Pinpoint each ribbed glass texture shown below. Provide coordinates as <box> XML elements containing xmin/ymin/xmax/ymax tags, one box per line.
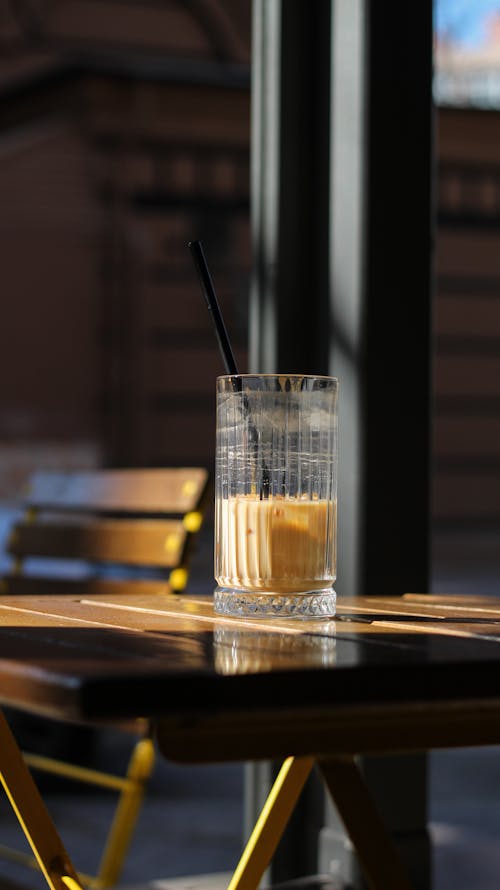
<box><xmin>214</xmin><ymin>374</ymin><xmax>338</xmax><ymax>617</ymax></box>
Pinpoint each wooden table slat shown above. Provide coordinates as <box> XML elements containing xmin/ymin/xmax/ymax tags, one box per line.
<box><xmin>2</xmin><ymin>592</ymin><xmax>500</xmax><ymax>724</ymax></box>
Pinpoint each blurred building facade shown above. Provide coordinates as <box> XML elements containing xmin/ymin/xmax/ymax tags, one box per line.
<box><xmin>0</xmin><ymin>0</ymin><xmax>499</xmax><ymax>528</ymax></box>
<box><xmin>435</xmin><ymin>108</ymin><xmax>500</xmax><ymax>526</ymax></box>
<box><xmin>0</xmin><ymin>0</ymin><xmax>251</xmax><ymax>492</ymax></box>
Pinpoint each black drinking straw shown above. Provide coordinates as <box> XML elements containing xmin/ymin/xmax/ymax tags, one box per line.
<box><xmin>187</xmin><ymin>239</ymin><xmax>270</xmax><ymax>498</ymax></box>
<box><xmin>187</xmin><ymin>240</ymin><xmax>239</xmax><ymax>375</ymax></box>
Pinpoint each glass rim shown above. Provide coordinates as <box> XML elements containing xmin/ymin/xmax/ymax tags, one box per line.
<box><xmin>216</xmin><ymin>373</ymin><xmax>338</xmax><ymax>383</ymax></box>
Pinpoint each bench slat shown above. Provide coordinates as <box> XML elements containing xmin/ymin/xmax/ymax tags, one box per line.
<box><xmin>8</xmin><ymin>519</ymin><xmax>186</xmax><ymax>567</ymax></box>
<box><xmin>25</xmin><ymin>468</ymin><xmax>208</xmax><ymax>514</ymax></box>
<box><xmin>1</xmin><ymin>576</ymin><xmax>171</xmax><ymax>597</ymax></box>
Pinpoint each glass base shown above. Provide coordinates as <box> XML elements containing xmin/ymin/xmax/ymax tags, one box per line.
<box><xmin>214</xmin><ymin>587</ymin><xmax>336</xmax><ymax>619</ymax></box>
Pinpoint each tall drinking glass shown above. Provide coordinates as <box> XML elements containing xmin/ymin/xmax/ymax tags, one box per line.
<box><xmin>214</xmin><ymin>374</ymin><xmax>338</xmax><ymax>618</ymax></box>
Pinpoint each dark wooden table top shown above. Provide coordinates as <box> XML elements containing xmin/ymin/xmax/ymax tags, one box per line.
<box><xmin>2</xmin><ymin>591</ymin><xmax>500</xmax><ymax>728</ymax></box>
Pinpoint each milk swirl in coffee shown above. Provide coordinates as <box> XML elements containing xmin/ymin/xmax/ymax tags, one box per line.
<box><xmin>215</xmin><ymin>495</ymin><xmax>336</xmax><ymax>593</ymax></box>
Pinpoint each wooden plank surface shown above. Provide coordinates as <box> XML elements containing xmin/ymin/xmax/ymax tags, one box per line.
<box><xmin>25</xmin><ymin>468</ymin><xmax>208</xmax><ymax>514</ymax></box>
<box><xmin>2</xmin><ymin>593</ymin><xmax>500</xmax><ymax>726</ymax></box>
<box><xmin>1</xmin><ymin>576</ymin><xmax>172</xmax><ymax>597</ymax></box>
<box><xmin>8</xmin><ymin>518</ymin><xmax>186</xmax><ymax>566</ymax></box>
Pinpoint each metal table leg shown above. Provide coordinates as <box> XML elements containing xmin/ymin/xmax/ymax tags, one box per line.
<box><xmin>0</xmin><ymin>709</ymin><xmax>84</xmax><ymax>890</ymax></box>
<box><xmin>228</xmin><ymin>756</ymin><xmax>314</xmax><ymax>890</ymax></box>
<box><xmin>317</xmin><ymin>755</ymin><xmax>414</xmax><ymax>890</ymax></box>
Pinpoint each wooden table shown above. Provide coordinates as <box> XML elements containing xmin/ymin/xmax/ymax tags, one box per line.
<box><xmin>2</xmin><ymin>590</ymin><xmax>500</xmax><ymax>890</ymax></box>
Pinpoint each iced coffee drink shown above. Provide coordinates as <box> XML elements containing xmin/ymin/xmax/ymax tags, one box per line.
<box><xmin>214</xmin><ymin>374</ymin><xmax>338</xmax><ymax>618</ymax></box>
<box><xmin>216</xmin><ymin>495</ymin><xmax>336</xmax><ymax>592</ymax></box>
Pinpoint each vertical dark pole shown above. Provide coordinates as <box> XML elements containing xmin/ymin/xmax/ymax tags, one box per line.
<box><xmin>362</xmin><ymin>1</ymin><xmax>433</xmax><ymax>599</ymax></box>
<box><xmin>250</xmin><ymin>0</ymin><xmax>331</xmax><ymax>377</ymax></box>
<box><xmin>322</xmin><ymin>0</ymin><xmax>434</xmax><ymax>887</ymax></box>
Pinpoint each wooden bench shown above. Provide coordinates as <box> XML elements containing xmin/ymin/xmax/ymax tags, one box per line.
<box><xmin>0</xmin><ymin>467</ymin><xmax>210</xmax><ymax>889</ymax></box>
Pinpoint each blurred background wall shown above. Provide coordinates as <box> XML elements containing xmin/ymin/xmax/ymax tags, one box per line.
<box><xmin>0</xmin><ymin>0</ymin><xmax>499</xmax><ymax>536</ymax></box>
<box><xmin>0</xmin><ymin>0</ymin><xmax>251</xmax><ymax>498</ymax></box>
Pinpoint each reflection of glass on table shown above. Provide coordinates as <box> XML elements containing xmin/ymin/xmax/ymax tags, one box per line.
<box><xmin>213</xmin><ymin>626</ymin><xmax>337</xmax><ymax>674</ymax></box>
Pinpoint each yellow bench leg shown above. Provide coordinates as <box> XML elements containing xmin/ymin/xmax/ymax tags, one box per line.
<box><xmin>317</xmin><ymin>755</ymin><xmax>414</xmax><ymax>890</ymax></box>
<box><xmin>94</xmin><ymin>736</ymin><xmax>156</xmax><ymax>889</ymax></box>
<box><xmin>0</xmin><ymin>709</ymin><xmax>84</xmax><ymax>890</ymax></box>
<box><xmin>228</xmin><ymin>756</ymin><xmax>314</xmax><ymax>890</ymax></box>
